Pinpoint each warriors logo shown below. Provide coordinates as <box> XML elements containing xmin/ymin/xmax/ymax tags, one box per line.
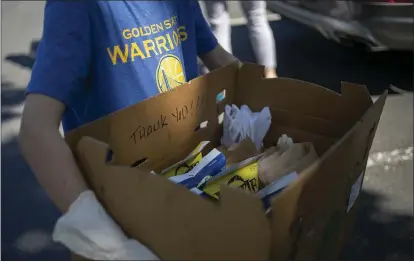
<box><xmin>156</xmin><ymin>54</ymin><xmax>186</xmax><ymax>93</ymax></box>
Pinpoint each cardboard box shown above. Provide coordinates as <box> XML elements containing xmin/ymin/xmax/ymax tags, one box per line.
<box><xmin>66</xmin><ymin>62</ymin><xmax>387</xmax><ymax>260</ymax></box>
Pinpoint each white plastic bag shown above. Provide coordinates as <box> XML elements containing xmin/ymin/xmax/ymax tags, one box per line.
<box><xmin>276</xmin><ymin>134</ymin><xmax>294</xmax><ymax>152</ymax></box>
<box><xmin>53</xmin><ymin>190</ymin><xmax>159</xmax><ymax>260</ymax></box>
<box><xmin>221</xmin><ymin>104</ymin><xmax>271</xmax><ymax>150</ymax></box>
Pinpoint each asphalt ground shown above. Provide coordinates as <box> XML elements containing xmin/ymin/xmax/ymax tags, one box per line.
<box><xmin>1</xmin><ymin>1</ymin><xmax>413</xmax><ymax>260</ymax></box>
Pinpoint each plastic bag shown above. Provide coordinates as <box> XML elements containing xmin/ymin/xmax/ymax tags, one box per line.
<box><xmin>221</xmin><ymin>105</ymin><xmax>271</xmax><ymax>151</ymax></box>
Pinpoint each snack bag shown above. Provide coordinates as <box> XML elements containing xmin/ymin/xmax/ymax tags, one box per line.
<box><xmin>161</xmin><ymin>141</ymin><xmax>210</xmax><ymax>178</ymax></box>
<box><xmin>168</xmin><ymin>148</ymin><xmax>226</xmax><ymax>189</ymax></box>
<box><xmin>201</xmin><ymin>154</ymin><xmax>264</xmax><ymax>200</ymax></box>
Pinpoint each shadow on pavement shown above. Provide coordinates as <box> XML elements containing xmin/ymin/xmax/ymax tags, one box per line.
<box><xmin>1</xmin><ymin>136</ymin><xmax>69</xmax><ymax>261</ymax></box>
<box><xmin>2</xmin><ymin>39</ymin><xmax>63</xmax><ymax>258</ymax></box>
<box><xmin>341</xmin><ymin>190</ymin><xmax>414</xmax><ymax>260</ymax></box>
<box><xmin>1</xmin><ymin>82</ymin><xmax>26</xmax><ymax>122</ymax></box>
<box><xmin>2</xmin><ymin>111</ymin><xmax>21</xmax><ymax>123</ymax></box>
<box><xmin>231</xmin><ymin>18</ymin><xmax>413</xmax><ymax>96</ymax></box>
<box><xmin>2</xmin><ymin>82</ymin><xmax>26</xmax><ymax>107</ymax></box>
<box><xmin>5</xmin><ymin>55</ymin><xmax>35</xmax><ymax>70</ymax></box>
<box><xmin>4</xmin><ymin>40</ymin><xmax>39</xmax><ymax>70</ymax></box>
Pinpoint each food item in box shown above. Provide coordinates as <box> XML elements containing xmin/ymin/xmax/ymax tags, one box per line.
<box><xmin>168</xmin><ymin>148</ymin><xmax>226</xmax><ymax>189</ymax></box>
<box><xmin>276</xmin><ymin>134</ymin><xmax>294</xmax><ymax>152</ymax></box>
<box><xmin>256</xmin><ymin>171</ymin><xmax>298</xmax><ymax>211</ymax></box>
<box><xmin>258</xmin><ymin>142</ymin><xmax>318</xmax><ymax>186</ymax></box>
<box><xmin>218</xmin><ymin>138</ymin><xmax>262</xmax><ymax>166</ymax></box>
<box><xmin>201</xmin><ymin>154</ymin><xmax>264</xmax><ymax>199</ymax></box>
<box><xmin>160</xmin><ymin>141</ymin><xmax>210</xmax><ymax>178</ymax></box>
<box><xmin>253</xmin><ymin>134</ymin><xmax>293</xmax><ymax>166</ymax></box>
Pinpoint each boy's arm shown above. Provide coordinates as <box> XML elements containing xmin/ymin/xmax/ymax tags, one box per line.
<box><xmin>19</xmin><ymin>94</ymin><xmax>88</xmax><ymax>212</ymax></box>
<box><xmin>199</xmin><ymin>44</ymin><xmax>241</xmax><ymax>72</ymax></box>
<box><xmin>20</xmin><ymin>1</ymin><xmax>92</xmax><ymax>212</ymax></box>
<box><xmin>19</xmin><ymin>95</ymin><xmax>159</xmax><ymax>260</ymax></box>
<box><xmin>20</xmin><ymin>2</ymin><xmax>159</xmax><ymax>259</ymax></box>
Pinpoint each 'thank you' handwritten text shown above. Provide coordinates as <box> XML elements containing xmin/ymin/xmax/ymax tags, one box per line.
<box><xmin>129</xmin><ymin>96</ymin><xmax>205</xmax><ymax>145</ymax></box>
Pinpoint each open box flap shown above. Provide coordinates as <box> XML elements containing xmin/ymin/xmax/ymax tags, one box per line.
<box><xmin>315</xmin><ymin>90</ymin><xmax>389</xmax><ymax>260</ymax></box>
<box><xmin>66</xmin><ymin>62</ymin><xmax>373</xmax><ymax>167</ymax></box>
<box><xmin>267</xmin><ymin>90</ymin><xmax>387</xmax><ymax>260</ymax></box>
<box><xmin>75</xmin><ymin>136</ymin><xmax>270</xmax><ymax>260</ymax></box>
<box><xmin>233</xmin><ymin>63</ymin><xmax>376</xmax><ymax>155</ymax></box>
<box><xmin>236</xmin><ymin>63</ymin><xmax>373</xmax><ymax>129</ymax></box>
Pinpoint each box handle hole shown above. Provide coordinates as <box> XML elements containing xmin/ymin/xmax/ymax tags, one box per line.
<box><xmin>131</xmin><ymin>157</ymin><xmax>148</xmax><ymax>168</ymax></box>
<box><xmin>105</xmin><ymin>150</ymin><xmax>114</xmax><ymax>164</ymax></box>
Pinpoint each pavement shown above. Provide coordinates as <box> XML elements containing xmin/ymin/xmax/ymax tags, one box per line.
<box><xmin>1</xmin><ymin>1</ymin><xmax>413</xmax><ymax>260</ymax></box>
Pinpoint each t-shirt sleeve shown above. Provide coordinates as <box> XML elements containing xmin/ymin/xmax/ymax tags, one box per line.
<box><xmin>191</xmin><ymin>1</ymin><xmax>218</xmax><ymax>56</ymax></box>
<box><xmin>27</xmin><ymin>1</ymin><xmax>91</xmax><ymax>105</ymax></box>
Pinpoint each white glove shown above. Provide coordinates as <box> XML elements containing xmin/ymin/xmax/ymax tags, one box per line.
<box><xmin>221</xmin><ymin>105</ymin><xmax>271</xmax><ymax>150</ymax></box>
<box><xmin>53</xmin><ymin>190</ymin><xmax>159</xmax><ymax>261</ymax></box>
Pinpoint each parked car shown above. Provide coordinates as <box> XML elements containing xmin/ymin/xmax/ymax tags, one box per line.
<box><xmin>267</xmin><ymin>0</ymin><xmax>414</xmax><ymax>51</ymax></box>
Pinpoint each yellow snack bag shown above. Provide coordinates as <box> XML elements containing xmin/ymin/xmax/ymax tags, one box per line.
<box><xmin>161</xmin><ymin>141</ymin><xmax>209</xmax><ymax>178</ymax></box>
<box><xmin>201</xmin><ymin>154</ymin><xmax>263</xmax><ymax>199</ymax></box>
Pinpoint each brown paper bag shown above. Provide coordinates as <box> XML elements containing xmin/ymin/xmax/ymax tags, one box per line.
<box><xmin>217</xmin><ymin>138</ymin><xmax>262</xmax><ymax>166</ymax></box>
<box><xmin>261</xmin><ymin>146</ymin><xmax>279</xmax><ymax>159</ymax></box>
<box><xmin>258</xmin><ymin>142</ymin><xmax>318</xmax><ymax>186</ymax></box>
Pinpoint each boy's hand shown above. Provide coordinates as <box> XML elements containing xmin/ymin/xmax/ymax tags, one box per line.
<box><xmin>199</xmin><ymin>44</ymin><xmax>240</xmax><ymax>72</ymax></box>
<box><xmin>53</xmin><ymin>190</ymin><xmax>159</xmax><ymax>260</ymax></box>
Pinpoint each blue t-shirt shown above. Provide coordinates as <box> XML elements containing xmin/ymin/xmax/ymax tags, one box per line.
<box><xmin>27</xmin><ymin>1</ymin><xmax>217</xmax><ymax>133</ymax></box>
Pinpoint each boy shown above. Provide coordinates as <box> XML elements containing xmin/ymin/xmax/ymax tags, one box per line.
<box><xmin>19</xmin><ymin>1</ymin><xmax>239</xmax><ymax>260</ymax></box>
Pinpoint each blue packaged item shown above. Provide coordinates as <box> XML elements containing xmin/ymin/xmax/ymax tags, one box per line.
<box><xmin>256</xmin><ymin>172</ymin><xmax>298</xmax><ymax>211</ymax></box>
<box><xmin>168</xmin><ymin>148</ymin><xmax>226</xmax><ymax>189</ymax></box>
<box><xmin>189</xmin><ymin>187</ymin><xmax>209</xmax><ymax>198</ymax></box>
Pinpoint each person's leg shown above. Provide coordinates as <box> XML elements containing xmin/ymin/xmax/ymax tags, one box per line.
<box><xmin>205</xmin><ymin>0</ymin><xmax>232</xmax><ymax>54</ymax></box>
<box><xmin>240</xmin><ymin>1</ymin><xmax>277</xmax><ymax>78</ymax></box>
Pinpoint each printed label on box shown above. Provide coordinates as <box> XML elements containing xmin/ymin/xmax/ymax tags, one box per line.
<box><xmin>347</xmin><ymin>172</ymin><xmax>364</xmax><ymax>213</ymax></box>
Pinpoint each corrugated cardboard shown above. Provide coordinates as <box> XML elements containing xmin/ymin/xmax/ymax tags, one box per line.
<box><xmin>66</xmin><ymin>62</ymin><xmax>387</xmax><ymax>260</ymax></box>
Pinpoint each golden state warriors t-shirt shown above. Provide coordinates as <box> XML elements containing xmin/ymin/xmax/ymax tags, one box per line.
<box><xmin>27</xmin><ymin>1</ymin><xmax>218</xmax><ymax>133</ymax></box>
